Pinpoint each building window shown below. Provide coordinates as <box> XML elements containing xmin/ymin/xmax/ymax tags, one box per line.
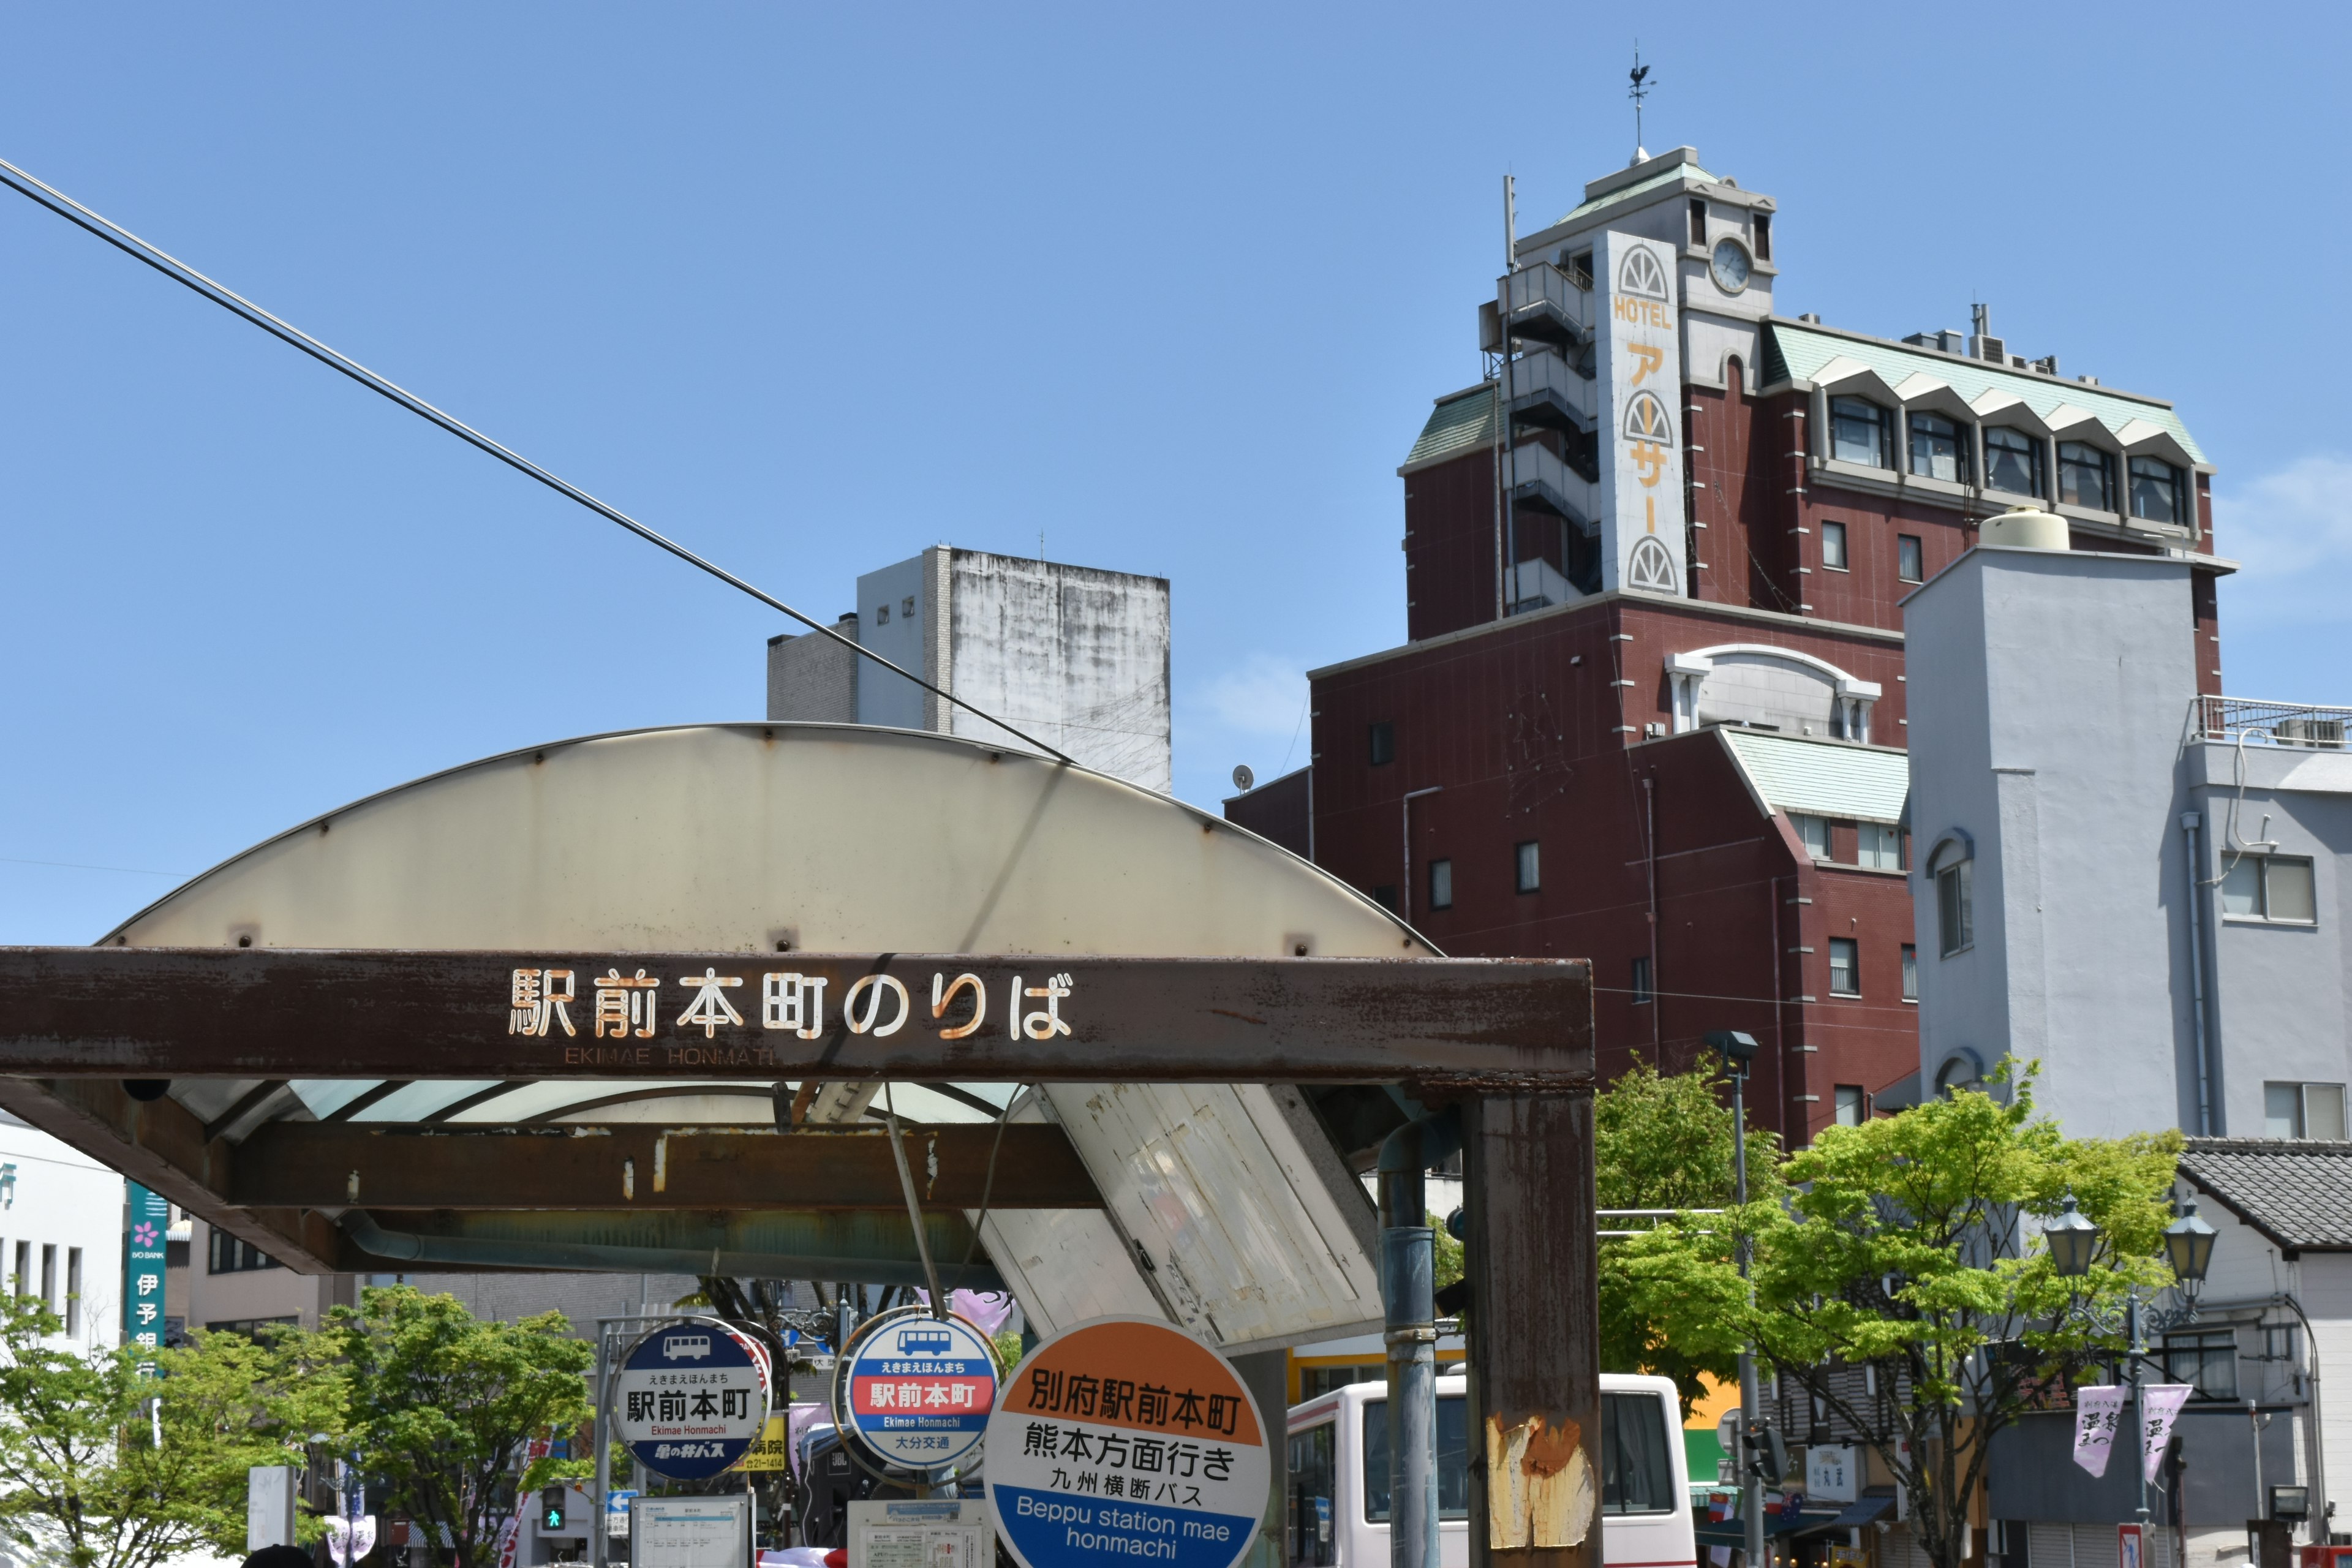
<box><xmin>2222</xmin><ymin>855</ymin><xmax>2316</xmax><ymax>923</ymax></box>
<box><xmin>1792</xmin><ymin>814</ymin><xmax>1830</xmax><ymax>861</ymax></box>
<box><xmin>1984</xmin><ymin>427</ymin><xmax>2047</xmax><ymax>497</ymax></box>
<box><xmin>2129</xmin><ymin>457</ymin><xmax>2184</xmax><ymax>525</ymax></box>
<box><xmin>1901</xmin><ymin>944</ymin><xmax>1918</xmax><ymax>1001</ymax></box>
<box><xmin>875</xmin><ymin>602</ymin><xmax>889</xmax><ymax>625</ymax></box>
<box><xmin>2161</xmin><ymin>1330</ymin><xmax>2240</xmax><ymax>1400</ymax></box>
<box><xmin>1428</xmin><ymin>859</ymin><xmax>1453</xmax><ymax>911</ymax></box>
<box><xmin>1931</xmin><ymin>843</ymin><xmax>1973</xmax><ymax>956</ymax></box>
<box><xmin>1368</xmin><ymin>721</ymin><xmax>1395</xmax><ymax>766</ymax></box>
<box><xmin>1828</xmin><ymin>937</ymin><xmax>1860</xmax><ymax>995</ymax></box>
<box><xmin>205</xmin><ymin>1316</ymin><xmax>300</xmax><ymax>1341</ymax></box>
<box><xmin>1897</xmin><ymin>534</ymin><xmax>1924</xmax><ymax>583</ymax></box>
<box><xmin>64</xmin><ymin>1249</ymin><xmax>80</xmax><ymax>1336</ymax></box>
<box><xmin>39</xmin><ymin>1245</ymin><xmax>55</xmax><ymax>1311</ymax></box>
<box><xmin>1688</xmin><ymin>199</ymin><xmax>1707</xmax><ymax>247</ymax></box>
<box><xmin>1830</xmin><ymin>398</ymin><xmax>1892</xmax><ymax>469</ymax></box>
<box><xmin>2057</xmin><ymin>442</ymin><xmax>2115</xmax><ymax>510</ymax></box>
<box><xmin>208</xmin><ymin>1229</ymin><xmax>281</xmax><ymax>1275</ymax></box>
<box><xmin>1833</xmin><ymin>1085</ymin><xmax>1865</xmax><ymax>1126</ymax></box>
<box><xmin>10</xmin><ymin>1241</ymin><xmax>23</xmax><ymax>1296</ymax></box>
<box><xmin>1856</xmin><ymin>823</ymin><xmax>1904</xmax><ymax>870</ymax></box>
<box><xmin>1753</xmin><ymin>214</ymin><xmax>1771</xmax><ymax>263</ymax></box>
<box><xmin>1370</xmin><ymin>884</ymin><xmax>1398</xmax><ymax>913</ymax></box>
<box><xmin>1515</xmin><ymin>840</ymin><xmax>1540</xmax><ymax>894</ymax></box>
<box><xmin>1821</xmin><ymin>520</ymin><xmax>1849</xmax><ymax>571</ymax></box>
<box><xmin>1629</xmin><ymin>955</ymin><xmax>1653</xmax><ymax>1005</ymax></box>
<box><xmin>2264</xmin><ymin>1082</ymin><xmax>2347</xmax><ymax>1140</ymax></box>
<box><xmin>1908</xmin><ymin>412</ymin><xmax>1969</xmax><ymax>484</ymax></box>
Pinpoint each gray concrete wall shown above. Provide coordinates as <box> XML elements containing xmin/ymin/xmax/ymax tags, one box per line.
<box><xmin>1905</xmin><ymin>547</ymin><xmax>2201</xmax><ymax>1136</ymax></box>
<box><xmin>383</xmin><ymin>1270</ymin><xmax>702</xmax><ymax>1336</ymax></box>
<box><xmin>854</xmin><ymin>556</ymin><xmax>932</xmax><ymax>732</ymax></box>
<box><xmin>944</xmin><ymin>549</ymin><xmax>1172</xmax><ymax>793</ymax></box>
<box><xmin>766</xmin><ymin>616</ymin><xmax>859</xmax><ymax>725</ymax></box>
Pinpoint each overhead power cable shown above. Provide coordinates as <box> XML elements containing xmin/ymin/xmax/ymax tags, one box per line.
<box><xmin>0</xmin><ymin>154</ymin><xmax>1074</xmax><ymax>766</ymax></box>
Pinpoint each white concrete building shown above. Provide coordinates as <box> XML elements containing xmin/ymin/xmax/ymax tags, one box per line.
<box><xmin>0</xmin><ymin>1107</ymin><xmax>124</xmax><ymax>1351</ymax></box>
<box><xmin>766</xmin><ymin>547</ymin><xmax>1173</xmax><ymax>793</ymax></box>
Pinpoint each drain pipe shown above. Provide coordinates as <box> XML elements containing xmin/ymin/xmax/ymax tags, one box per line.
<box><xmin>1378</xmin><ymin>1109</ymin><xmax>1461</xmax><ymax>1568</ymax></box>
<box><xmin>2182</xmin><ymin>812</ymin><xmax>2215</xmax><ymax>1134</ymax></box>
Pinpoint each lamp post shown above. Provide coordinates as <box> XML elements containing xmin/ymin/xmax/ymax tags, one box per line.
<box><xmin>1706</xmin><ymin>1030</ymin><xmax>1765</xmax><ymax>1568</ymax></box>
<box><xmin>2048</xmin><ymin>1196</ymin><xmax>2216</xmax><ymax>1536</ymax></box>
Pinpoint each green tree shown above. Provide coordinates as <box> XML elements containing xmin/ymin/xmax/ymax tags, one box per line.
<box><xmin>1593</xmin><ymin>1061</ymin><xmax>1781</xmax><ymax>1414</ymax></box>
<box><xmin>1627</xmin><ymin>1071</ymin><xmax>2180</xmax><ymax>1568</ymax></box>
<box><xmin>0</xmin><ymin>1298</ymin><xmax>330</xmax><ymax>1568</ymax></box>
<box><xmin>320</xmin><ymin>1286</ymin><xmax>594</xmax><ymax>1568</ymax></box>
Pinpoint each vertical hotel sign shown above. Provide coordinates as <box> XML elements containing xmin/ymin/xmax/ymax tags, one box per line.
<box><xmin>1593</xmin><ymin>230</ymin><xmax>1686</xmax><ymax>597</ymax></box>
<box><xmin>123</xmin><ymin>1183</ymin><xmax>169</xmax><ymax>1364</ymax></box>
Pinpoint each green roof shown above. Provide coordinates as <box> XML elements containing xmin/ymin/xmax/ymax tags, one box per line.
<box><xmin>1721</xmin><ymin>730</ymin><xmax>1909</xmax><ymax>824</ymax></box>
<box><xmin>1400</xmin><ymin>385</ymin><xmax>1496</xmax><ymax>472</ymax></box>
<box><xmin>1766</xmin><ymin>322</ymin><xmax>2206</xmax><ymax>465</ymax></box>
<box><xmin>1551</xmin><ymin>161</ymin><xmax>1719</xmax><ymax>228</ymax></box>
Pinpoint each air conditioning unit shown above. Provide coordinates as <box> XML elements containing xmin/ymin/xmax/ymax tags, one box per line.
<box><xmin>1970</xmin><ymin>335</ymin><xmax>2006</xmax><ymax>363</ymax></box>
<box><xmin>2275</xmin><ymin>717</ymin><xmax>2347</xmax><ymax>748</ymax></box>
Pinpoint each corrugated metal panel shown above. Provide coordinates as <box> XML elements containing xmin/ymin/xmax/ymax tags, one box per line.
<box><xmin>1722</xmin><ymin>729</ymin><xmax>1910</xmax><ymax>824</ymax></box>
<box><xmin>1401</xmin><ymin>386</ymin><xmax>1496</xmax><ymax>471</ymax></box>
<box><xmin>1766</xmin><ymin>322</ymin><xmax>2207</xmax><ymax>464</ymax></box>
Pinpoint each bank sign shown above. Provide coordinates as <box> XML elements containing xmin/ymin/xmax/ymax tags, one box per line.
<box><xmin>986</xmin><ymin>1317</ymin><xmax>1267</xmax><ymax>1568</ymax></box>
<box><xmin>123</xmin><ymin>1183</ymin><xmax>169</xmax><ymax>1367</ymax></box>
<box><xmin>611</xmin><ymin>1322</ymin><xmax>771</xmax><ymax>1480</ymax></box>
<box><xmin>1593</xmin><ymin>230</ymin><xmax>1686</xmax><ymax>598</ymax></box>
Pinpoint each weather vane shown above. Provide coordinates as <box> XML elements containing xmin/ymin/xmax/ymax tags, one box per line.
<box><xmin>1629</xmin><ymin>43</ymin><xmax>1653</xmax><ymax>162</ymax></box>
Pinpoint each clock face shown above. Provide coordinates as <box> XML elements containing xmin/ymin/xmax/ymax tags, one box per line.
<box><xmin>1710</xmin><ymin>236</ymin><xmax>1752</xmax><ymax>295</ymax></box>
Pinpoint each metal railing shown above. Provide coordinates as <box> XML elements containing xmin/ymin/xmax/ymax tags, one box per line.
<box><xmin>2192</xmin><ymin>696</ymin><xmax>2352</xmax><ymax>749</ymax></box>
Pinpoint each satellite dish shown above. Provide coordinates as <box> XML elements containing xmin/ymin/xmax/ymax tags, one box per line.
<box><xmin>1231</xmin><ymin>764</ymin><xmax>1255</xmax><ymax>793</ymax></box>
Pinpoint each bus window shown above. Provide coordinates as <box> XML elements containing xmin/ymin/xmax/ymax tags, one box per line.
<box><xmin>1600</xmin><ymin>1392</ymin><xmax>1675</xmax><ymax>1514</ymax></box>
<box><xmin>1289</xmin><ymin>1422</ymin><xmax>1336</xmax><ymax>1566</ymax></box>
<box><xmin>1362</xmin><ymin>1398</ymin><xmax>1470</xmax><ymax>1521</ymax></box>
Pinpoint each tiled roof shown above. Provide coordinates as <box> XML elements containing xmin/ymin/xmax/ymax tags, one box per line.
<box><xmin>1765</xmin><ymin>322</ymin><xmax>2207</xmax><ymax>465</ymax></box>
<box><xmin>1400</xmin><ymin>385</ymin><xmax>1497</xmax><ymax>472</ymax></box>
<box><xmin>2179</xmin><ymin>1138</ymin><xmax>2352</xmax><ymax>1253</ymax></box>
<box><xmin>1721</xmin><ymin>729</ymin><xmax>1910</xmax><ymax>824</ymax></box>
<box><xmin>1550</xmin><ymin>160</ymin><xmax>1721</xmax><ymax>227</ymax></box>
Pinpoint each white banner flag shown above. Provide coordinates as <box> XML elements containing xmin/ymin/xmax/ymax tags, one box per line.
<box><xmin>324</xmin><ymin>1515</ymin><xmax>377</xmax><ymax>1567</ymax></box>
<box><xmin>2141</xmin><ymin>1385</ymin><xmax>2193</xmax><ymax>1482</ymax></box>
<box><xmin>2073</xmin><ymin>1385</ymin><xmax>2127</xmax><ymax>1477</ymax></box>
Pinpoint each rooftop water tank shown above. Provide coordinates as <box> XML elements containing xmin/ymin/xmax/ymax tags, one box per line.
<box><xmin>1980</xmin><ymin>505</ymin><xmax>2070</xmax><ymax>551</ymax></box>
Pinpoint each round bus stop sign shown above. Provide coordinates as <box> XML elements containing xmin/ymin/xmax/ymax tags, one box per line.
<box><xmin>839</xmin><ymin>1310</ymin><xmax>999</xmax><ymax>1472</ymax></box>
<box><xmin>611</xmin><ymin>1321</ymin><xmax>772</xmax><ymax>1480</ymax></box>
<box><xmin>986</xmin><ymin>1317</ymin><xmax>1268</xmax><ymax>1568</ymax></box>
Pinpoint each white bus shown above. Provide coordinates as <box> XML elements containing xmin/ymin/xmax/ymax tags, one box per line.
<box><xmin>1285</xmin><ymin>1373</ymin><xmax>1693</xmax><ymax>1568</ymax></box>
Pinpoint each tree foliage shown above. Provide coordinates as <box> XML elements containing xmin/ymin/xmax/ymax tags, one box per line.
<box><xmin>1593</xmin><ymin>1061</ymin><xmax>1782</xmax><ymax>1414</ymax></box>
<box><xmin>1618</xmin><ymin>1068</ymin><xmax>2180</xmax><ymax>1568</ymax></box>
<box><xmin>322</xmin><ymin>1285</ymin><xmax>594</xmax><ymax>1568</ymax></box>
<box><xmin>0</xmin><ymin>1297</ymin><xmax>334</xmax><ymax>1568</ymax></box>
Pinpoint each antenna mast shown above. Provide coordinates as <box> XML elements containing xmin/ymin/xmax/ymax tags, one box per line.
<box><xmin>1628</xmin><ymin>43</ymin><xmax>1653</xmax><ymax>164</ymax></box>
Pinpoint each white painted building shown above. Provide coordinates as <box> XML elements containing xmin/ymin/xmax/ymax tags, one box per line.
<box><xmin>766</xmin><ymin>548</ymin><xmax>1173</xmax><ymax>793</ymax></box>
<box><xmin>1904</xmin><ymin>524</ymin><xmax>2352</xmax><ymax>1553</ymax></box>
<box><xmin>0</xmin><ymin>1107</ymin><xmax>124</xmax><ymax>1351</ymax></box>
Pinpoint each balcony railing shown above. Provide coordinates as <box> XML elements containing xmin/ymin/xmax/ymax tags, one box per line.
<box><xmin>2192</xmin><ymin>696</ymin><xmax>2352</xmax><ymax>748</ymax></box>
<box><xmin>1502</xmin><ymin>262</ymin><xmax>1594</xmax><ymax>347</ymax></box>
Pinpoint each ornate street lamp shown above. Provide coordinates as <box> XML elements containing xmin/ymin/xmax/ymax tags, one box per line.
<box><xmin>2045</xmin><ymin>1194</ymin><xmax>2100</xmax><ymax>1278</ymax></box>
<box><xmin>2163</xmin><ymin>1199</ymin><xmax>2218</xmax><ymax>1302</ymax></box>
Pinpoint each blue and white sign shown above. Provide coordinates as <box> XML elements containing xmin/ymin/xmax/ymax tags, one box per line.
<box><xmin>612</xmin><ymin>1321</ymin><xmax>771</xmax><ymax>1480</ymax></box>
<box><xmin>837</xmin><ymin>1311</ymin><xmax>998</xmax><ymax>1472</ymax></box>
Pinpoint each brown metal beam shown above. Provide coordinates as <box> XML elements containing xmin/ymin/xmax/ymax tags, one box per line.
<box><xmin>0</xmin><ymin>1077</ymin><xmax>338</xmax><ymax>1273</ymax></box>
<box><xmin>225</xmin><ymin>1122</ymin><xmax>1097</xmax><ymax>1210</ymax></box>
<box><xmin>0</xmin><ymin>949</ymin><xmax>1592</xmax><ymax>1086</ymax></box>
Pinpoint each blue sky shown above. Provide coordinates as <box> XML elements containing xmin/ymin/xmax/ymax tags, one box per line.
<box><xmin>2</xmin><ymin>4</ymin><xmax>2346</xmax><ymax>943</ymax></box>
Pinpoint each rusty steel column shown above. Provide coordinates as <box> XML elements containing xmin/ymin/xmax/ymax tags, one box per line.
<box><xmin>1461</xmin><ymin>1090</ymin><xmax>1598</xmax><ymax>1568</ymax></box>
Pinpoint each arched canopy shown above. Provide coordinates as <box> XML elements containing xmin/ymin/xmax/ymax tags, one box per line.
<box><xmin>46</xmin><ymin>723</ymin><xmax>1473</xmax><ymax>1352</ymax></box>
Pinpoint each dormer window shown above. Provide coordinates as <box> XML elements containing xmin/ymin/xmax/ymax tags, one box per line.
<box><xmin>1830</xmin><ymin>397</ymin><xmax>1893</xmax><ymax>469</ymax></box>
<box><xmin>1908</xmin><ymin>412</ymin><xmax>1969</xmax><ymax>484</ymax></box>
<box><xmin>1984</xmin><ymin>427</ymin><xmax>2047</xmax><ymax>498</ymax></box>
<box><xmin>2058</xmin><ymin>442</ymin><xmax>2115</xmax><ymax>510</ymax></box>
<box><xmin>2129</xmin><ymin>458</ymin><xmax>2184</xmax><ymax>526</ymax></box>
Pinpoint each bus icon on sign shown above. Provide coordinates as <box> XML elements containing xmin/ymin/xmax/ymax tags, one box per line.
<box><xmin>895</xmin><ymin>1328</ymin><xmax>954</xmax><ymax>1357</ymax></box>
<box><xmin>663</xmin><ymin>1334</ymin><xmax>712</xmax><ymax>1360</ymax></box>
